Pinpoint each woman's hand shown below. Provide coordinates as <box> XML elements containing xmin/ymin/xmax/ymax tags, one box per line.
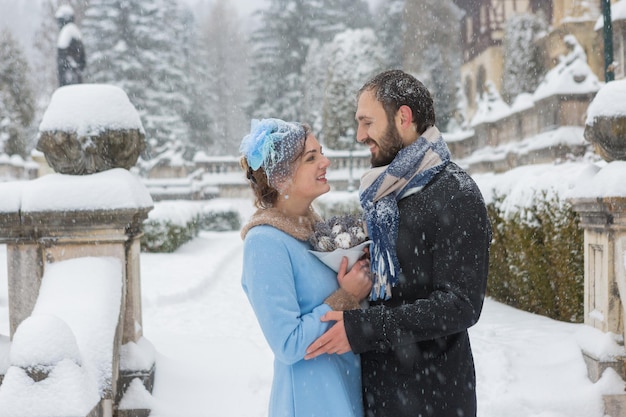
<box><xmin>337</xmin><ymin>257</ymin><xmax>372</xmax><ymax>302</ymax></box>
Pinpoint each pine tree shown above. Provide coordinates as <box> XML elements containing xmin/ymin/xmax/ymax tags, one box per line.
<box><xmin>374</xmin><ymin>0</ymin><xmax>406</xmax><ymax>69</ymax></box>
<box><xmin>321</xmin><ymin>29</ymin><xmax>385</xmax><ymax>150</ymax></box>
<box><xmin>32</xmin><ymin>2</ymin><xmax>57</xmax><ymax>100</ymax></box>
<box><xmin>0</xmin><ymin>29</ymin><xmax>35</xmax><ymax>157</ymax></box>
<box><xmin>247</xmin><ymin>0</ymin><xmax>309</xmax><ymax>121</ymax></box>
<box><xmin>502</xmin><ymin>13</ymin><xmax>547</xmax><ymax>104</ymax></box>
<box><xmin>248</xmin><ymin>0</ymin><xmax>373</xmax><ymax>122</ymax></box>
<box><xmin>311</xmin><ymin>0</ymin><xmax>373</xmax><ymax>43</ymax></box>
<box><xmin>179</xmin><ymin>7</ymin><xmax>215</xmax><ymax>157</ymax></box>
<box><xmin>404</xmin><ymin>0</ymin><xmax>463</xmax><ymax>131</ymax></box>
<box><xmin>197</xmin><ymin>0</ymin><xmax>250</xmax><ymax>155</ymax></box>
<box><xmin>82</xmin><ymin>0</ymin><xmax>192</xmax><ymax>157</ymax></box>
<box><xmin>302</xmin><ymin>39</ymin><xmax>330</xmax><ymax>135</ymax></box>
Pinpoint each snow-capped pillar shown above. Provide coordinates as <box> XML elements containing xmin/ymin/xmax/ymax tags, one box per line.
<box><xmin>0</xmin><ymin>84</ymin><xmax>154</xmax><ymax>417</ymax></box>
<box><xmin>570</xmin><ymin>183</ymin><xmax>626</xmax><ymax>416</ymax></box>
<box><xmin>569</xmin><ymin>195</ymin><xmax>626</xmax><ymax>337</ymax></box>
<box><xmin>568</xmin><ymin>79</ymin><xmax>626</xmax><ymax>416</ymax></box>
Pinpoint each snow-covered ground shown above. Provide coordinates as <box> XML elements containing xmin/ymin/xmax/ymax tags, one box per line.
<box><xmin>1</xmin><ymin>193</ymin><xmax>624</xmax><ymax>417</ymax></box>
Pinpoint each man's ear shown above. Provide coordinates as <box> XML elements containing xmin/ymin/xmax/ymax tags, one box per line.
<box><xmin>398</xmin><ymin>105</ymin><xmax>413</xmax><ymax>129</ymax></box>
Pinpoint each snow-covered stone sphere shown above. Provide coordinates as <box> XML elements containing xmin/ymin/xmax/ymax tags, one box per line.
<box><xmin>584</xmin><ymin>79</ymin><xmax>626</xmax><ymax>162</ymax></box>
<box><xmin>37</xmin><ymin>84</ymin><xmax>146</xmax><ymax>175</ymax></box>
<box><xmin>9</xmin><ymin>314</ymin><xmax>81</xmax><ymax>381</ymax></box>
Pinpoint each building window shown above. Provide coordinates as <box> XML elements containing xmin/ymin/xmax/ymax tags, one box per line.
<box><xmin>465</xmin><ymin>75</ymin><xmax>474</xmax><ymax>105</ymax></box>
<box><xmin>476</xmin><ymin>65</ymin><xmax>487</xmax><ymax>99</ymax></box>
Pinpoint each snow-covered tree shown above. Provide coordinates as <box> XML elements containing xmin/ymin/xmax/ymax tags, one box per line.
<box><xmin>374</xmin><ymin>0</ymin><xmax>405</xmax><ymax>69</ymax></box>
<box><xmin>310</xmin><ymin>0</ymin><xmax>373</xmax><ymax>43</ymax></box>
<box><xmin>247</xmin><ymin>0</ymin><xmax>309</xmax><ymax>121</ymax></box>
<box><xmin>321</xmin><ymin>29</ymin><xmax>385</xmax><ymax>150</ymax></box>
<box><xmin>302</xmin><ymin>39</ymin><xmax>330</xmax><ymax>134</ymax></box>
<box><xmin>197</xmin><ymin>0</ymin><xmax>250</xmax><ymax>155</ymax></box>
<box><xmin>404</xmin><ymin>0</ymin><xmax>463</xmax><ymax>131</ymax></box>
<box><xmin>502</xmin><ymin>13</ymin><xmax>547</xmax><ymax>104</ymax></box>
<box><xmin>247</xmin><ymin>0</ymin><xmax>373</xmax><ymax>122</ymax></box>
<box><xmin>178</xmin><ymin>7</ymin><xmax>215</xmax><ymax>157</ymax></box>
<box><xmin>82</xmin><ymin>0</ymin><xmax>192</xmax><ymax>157</ymax></box>
<box><xmin>0</xmin><ymin>29</ymin><xmax>35</xmax><ymax>157</ymax></box>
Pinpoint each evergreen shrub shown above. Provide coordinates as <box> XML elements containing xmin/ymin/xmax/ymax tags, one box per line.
<box><xmin>141</xmin><ymin>216</ymin><xmax>201</xmax><ymax>253</ymax></box>
<box><xmin>198</xmin><ymin>209</ymin><xmax>241</xmax><ymax>232</ymax></box>
<box><xmin>141</xmin><ymin>204</ymin><xmax>241</xmax><ymax>253</ymax></box>
<box><xmin>486</xmin><ymin>192</ymin><xmax>584</xmax><ymax>322</ymax></box>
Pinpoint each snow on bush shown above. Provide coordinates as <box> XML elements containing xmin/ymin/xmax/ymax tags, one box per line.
<box><xmin>141</xmin><ymin>200</ymin><xmax>242</xmax><ymax>253</ymax></box>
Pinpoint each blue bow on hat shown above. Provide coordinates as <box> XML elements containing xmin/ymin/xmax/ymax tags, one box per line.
<box><xmin>239</xmin><ymin>118</ymin><xmax>305</xmax><ymax>171</ymax></box>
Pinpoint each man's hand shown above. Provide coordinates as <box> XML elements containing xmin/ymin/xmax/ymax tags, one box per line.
<box><xmin>305</xmin><ymin>311</ymin><xmax>352</xmax><ymax>359</ymax></box>
<box><xmin>337</xmin><ymin>257</ymin><xmax>372</xmax><ymax>302</ymax></box>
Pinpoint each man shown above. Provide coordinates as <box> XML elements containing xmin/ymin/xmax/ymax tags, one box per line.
<box><xmin>305</xmin><ymin>70</ymin><xmax>492</xmax><ymax>417</ymax></box>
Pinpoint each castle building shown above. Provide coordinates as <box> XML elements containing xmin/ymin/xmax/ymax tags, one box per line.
<box><xmin>452</xmin><ymin>0</ymin><xmax>617</xmax><ymax>120</ymax></box>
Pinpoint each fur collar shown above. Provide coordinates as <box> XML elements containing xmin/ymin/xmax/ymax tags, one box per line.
<box><xmin>240</xmin><ymin>207</ymin><xmax>322</xmax><ymax>241</ymax></box>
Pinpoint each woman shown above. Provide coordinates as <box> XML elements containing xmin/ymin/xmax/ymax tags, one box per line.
<box><xmin>239</xmin><ymin>118</ymin><xmax>371</xmax><ymax>417</ymax></box>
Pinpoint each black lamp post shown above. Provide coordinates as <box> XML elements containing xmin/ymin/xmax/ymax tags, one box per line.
<box><xmin>602</xmin><ymin>0</ymin><xmax>615</xmax><ymax>82</ymax></box>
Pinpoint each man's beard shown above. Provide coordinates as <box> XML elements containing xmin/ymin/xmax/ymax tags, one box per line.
<box><xmin>370</xmin><ymin>121</ymin><xmax>404</xmax><ymax>167</ymax></box>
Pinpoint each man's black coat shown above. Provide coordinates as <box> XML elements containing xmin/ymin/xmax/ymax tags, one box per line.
<box><xmin>345</xmin><ymin>162</ymin><xmax>492</xmax><ymax>417</ymax></box>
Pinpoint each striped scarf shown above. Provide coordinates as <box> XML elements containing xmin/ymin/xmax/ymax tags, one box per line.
<box><xmin>359</xmin><ymin>126</ymin><xmax>451</xmax><ymax>300</ymax></box>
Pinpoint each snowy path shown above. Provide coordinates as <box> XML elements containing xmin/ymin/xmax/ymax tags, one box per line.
<box><xmin>141</xmin><ymin>231</ymin><xmax>272</xmax><ymax>417</ymax></box>
<box><xmin>470</xmin><ymin>301</ymin><xmax>609</xmax><ymax>417</ymax></box>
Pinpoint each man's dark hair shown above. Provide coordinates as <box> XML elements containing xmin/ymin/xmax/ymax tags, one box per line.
<box><xmin>358</xmin><ymin>70</ymin><xmax>436</xmax><ymax>135</ymax></box>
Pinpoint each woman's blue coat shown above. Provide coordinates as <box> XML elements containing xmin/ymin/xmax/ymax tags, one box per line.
<box><xmin>242</xmin><ymin>225</ymin><xmax>363</xmax><ymax>417</ymax></box>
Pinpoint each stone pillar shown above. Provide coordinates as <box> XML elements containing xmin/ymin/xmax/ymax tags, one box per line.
<box><xmin>569</xmin><ymin>79</ymin><xmax>626</xmax><ymax>417</ymax></box>
<box><xmin>570</xmin><ymin>184</ymin><xmax>626</xmax><ymax>417</ymax></box>
<box><xmin>570</xmin><ymin>196</ymin><xmax>626</xmax><ymax>335</ymax></box>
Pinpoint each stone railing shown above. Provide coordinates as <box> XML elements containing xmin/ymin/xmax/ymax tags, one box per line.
<box><xmin>449</xmin><ymin>91</ymin><xmax>597</xmax><ymax>174</ymax></box>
